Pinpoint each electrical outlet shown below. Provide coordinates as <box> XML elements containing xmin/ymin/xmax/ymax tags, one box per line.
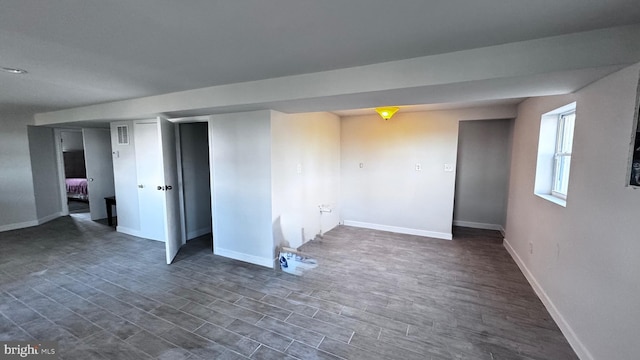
<box><xmin>444</xmin><ymin>163</ymin><xmax>454</xmax><ymax>172</ymax></box>
<box><xmin>359</xmin><ymin>162</ymin><xmax>364</xmax><ymax>168</ymax></box>
<box><xmin>415</xmin><ymin>163</ymin><xmax>422</xmax><ymax>171</ymax></box>
<box><xmin>296</xmin><ymin>163</ymin><xmax>302</xmax><ymax>174</ymax></box>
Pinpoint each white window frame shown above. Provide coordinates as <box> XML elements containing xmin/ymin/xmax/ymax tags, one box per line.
<box><xmin>551</xmin><ymin>110</ymin><xmax>575</xmax><ymax>199</ymax></box>
<box><xmin>534</xmin><ymin>102</ymin><xmax>576</xmax><ymax>207</ymax></box>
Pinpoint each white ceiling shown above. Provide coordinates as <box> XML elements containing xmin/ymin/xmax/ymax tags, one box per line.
<box><xmin>2</xmin><ymin>1</ymin><xmax>640</xmax><ymax>117</ymax></box>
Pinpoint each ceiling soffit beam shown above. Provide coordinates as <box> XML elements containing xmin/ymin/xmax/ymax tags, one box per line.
<box><xmin>34</xmin><ymin>24</ymin><xmax>640</xmax><ymax>125</ymax></box>
<box><xmin>160</xmin><ymin>65</ymin><xmax>620</xmax><ymax>119</ymax></box>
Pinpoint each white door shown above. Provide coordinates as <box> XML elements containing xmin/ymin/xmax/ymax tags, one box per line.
<box><xmin>83</xmin><ymin>128</ymin><xmax>116</xmax><ymax>220</ymax></box>
<box><xmin>134</xmin><ymin>121</ymin><xmax>166</xmax><ymax>242</ymax></box>
<box><xmin>158</xmin><ymin>116</ymin><xmax>183</xmax><ymax>264</ymax></box>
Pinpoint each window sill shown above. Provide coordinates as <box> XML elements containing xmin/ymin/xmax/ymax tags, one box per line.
<box><xmin>535</xmin><ymin>193</ymin><xmax>567</xmax><ymax>207</ymax></box>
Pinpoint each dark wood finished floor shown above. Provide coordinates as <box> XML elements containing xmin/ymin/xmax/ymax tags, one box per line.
<box><xmin>0</xmin><ymin>214</ymin><xmax>577</xmax><ymax>359</ymax></box>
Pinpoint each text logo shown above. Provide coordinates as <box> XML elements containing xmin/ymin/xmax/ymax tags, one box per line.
<box><xmin>1</xmin><ymin>342</ymin><xmax>58</xmax><ymax>359</ymax></box>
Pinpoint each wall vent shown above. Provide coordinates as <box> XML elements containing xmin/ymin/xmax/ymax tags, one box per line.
<box><xmin>116</xmin><ymin>125</ymin><xmax>129</xmax><ymax>145</ymax></box>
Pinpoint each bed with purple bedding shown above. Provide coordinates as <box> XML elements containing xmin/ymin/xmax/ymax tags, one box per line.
<box><xmin>66</xmin><ymin>178</ymin><xmax>88</xmax><ymax>200</ymax></box>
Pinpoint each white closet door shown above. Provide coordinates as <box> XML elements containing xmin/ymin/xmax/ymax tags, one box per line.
<box><xmin>133</xmin><ymin>121</ymin><xmax>166</xmax><ymax>242</ymax></box>
<box><xmin>158</xmin><ymin>116</ymin><xmax>182</xmax><ymax>264</ymax></box>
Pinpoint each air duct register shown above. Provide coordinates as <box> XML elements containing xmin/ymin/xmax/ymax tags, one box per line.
<box><xmin>116</xmin><ymin>125</ymin><xmax>129</xmax><ymax>145</ymax></box>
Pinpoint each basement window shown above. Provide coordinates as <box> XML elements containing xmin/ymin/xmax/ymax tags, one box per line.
<box><xmin>534</xmin><ymin>102</ymin><xmax>576</xmax><ymax>207</ymax></box>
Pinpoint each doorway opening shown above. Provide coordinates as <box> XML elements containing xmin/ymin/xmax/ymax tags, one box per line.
<box><xmin>453</xmin><ymin>119</ymin><xmax>513</xmax><ymax>237</ymax></box>
<box><xmin>59</xmin><ymin>130</ymin><xmax>90</xmax><ymax>214</ymax></box>
<box><xmin>55</xmin><ymin>128</ymin><xmax>116</xmax><ymax>223</ymax></box>
<box><xmin>176</xmin><ymin>122</ymin><xmax>213</xmax><ymax>259</ymax></box>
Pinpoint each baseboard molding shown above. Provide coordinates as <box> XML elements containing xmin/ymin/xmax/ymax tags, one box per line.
<box><xmin>38</xmin><ymin>212</ymin><xmax>63</xmax><ymax>225</ymax></box>
<box><xmin>215</xmin><ymin>247</ymin><xmax>274</xmax><ymax>269</ymax></box>
<box><xmin>116</xmin><ymin>226</ymin><xmax>164</xmax><ymax>242</ymax></box>
<box><xmin>187</xmin><ymin>227</ymin><xmax>211</xmax><ymax>240</ymax></box>
<box><xmin>0</xmin><ymin>219</ymin><xmax>39</xmax><ymax>232</ymax></box>
<box><xmin>503</xmin><ymin>238</ymin><xmax>593</xmax><ymax>360</ymax></box>
<box><xmin>0</xmin><ymin>212</ymin><xmax>63</xmax><ymax>232</ymax></box>
<box><xmin>343</xmin><ymin>220</ymin><xmax>452</xmax><ymax>240</ymax></box>
<box><xmin>453</xmin><ymin>220</ymin><xmax>505</xmax><ymax>236</ymax></box>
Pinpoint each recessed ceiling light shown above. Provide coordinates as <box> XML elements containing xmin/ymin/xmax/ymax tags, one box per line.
<box><xmin>1</xmin><ymin>67</ymin><xmax>28</xmax><ymax>74</ymax></box>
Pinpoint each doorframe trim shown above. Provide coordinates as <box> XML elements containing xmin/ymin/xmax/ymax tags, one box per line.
<box><xmin>175</xmin><ymin>124</ymin><xmax>187</xmax><ymax>244</ymax></box>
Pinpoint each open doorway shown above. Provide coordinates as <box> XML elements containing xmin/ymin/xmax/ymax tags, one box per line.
<box><xmin>59</xmin><ymin>130</ymin><xmax>90</xmax><ymax>214</ymax></box>
<box><xmin>56</xmin><ymin>128</ymin><xmax>116</xmax><ymax>223</ymax></box>
<box><xmin>176</xmin><ymin>122</ymin><xmax>213</xmax><ymax>257</ymax></box>
<box><xmin>453</xmin><ymin>119</ymin><xmax>513</xmax><ymax>236</ymax></box>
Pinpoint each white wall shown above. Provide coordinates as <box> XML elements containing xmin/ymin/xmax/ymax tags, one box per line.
<box><xmin>179</xmin><ymin>123</ymin><xmax>212</xmax><ymax>240</ymax></box>
<box><xmin>504</xmin><ymin>63</ymin><xmax>640</xmax><ymax>360</ymax></box>
<box><xmin>271</xmin><ymin>111</ymin><xmax>341</xmax><ymax>249</ymax></box>
<box><xmin>110</xmin><ymin>121</ymin><xmax>141</xmax><ymax>236</ymax></box>
<box><xmin>209</xmin><ymin>111</ymin><xmax>274</xmax><ymax>267</ymax></box>
<box><xmin>27</xmin><ymin>126</ymin><xmax>63</xmax><ymax>222</ymax></box>
<box><xmin>0</xmin><ymin>113</ymin><xmax>38</xmax><ymax>231</ymax></box>
<box><xmin>454</xmin><ymin>119</ymin><xmax>512</xmax><ymax>231</ymax></box>
<box><xmin>341</xmin><ymin>106</ymin><xmax>516</xmax><ymax>239</ymax></box>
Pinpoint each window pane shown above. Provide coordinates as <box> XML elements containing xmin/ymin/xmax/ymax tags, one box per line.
<box><xmin>560</xmin><ymin>113</ymin><xmax>575</xmax><ymax>153</ymax></box>
<box><xmin>537</xmin><ymin>102</ymin><xmax>576</xmax><ymax>203</ymax></box>
<box><xmin>553</xmin><ymin>155</ymin><xmax>571</xmax><ymax>195</ymax></box>
<box><xmin>553</xmin><ymin>157</ymin><xmax>562</xmax><ymax>193</ymax></box>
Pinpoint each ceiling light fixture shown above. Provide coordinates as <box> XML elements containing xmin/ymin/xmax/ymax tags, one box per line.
<box><xmin>375</xmin><ymin>106</ymin><xmax>399</xmax><ymax>120</ymax></box>
<box><xmin>1</xmin><ymin>67</ymin><xmax>28</xmax><ymax>74</ymax></box>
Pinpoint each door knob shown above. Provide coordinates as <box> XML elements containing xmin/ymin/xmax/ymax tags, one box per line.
<box><xmin>138</xmin><ymin>184</ymin><xmax>144</xmax><ymax>188</ymax></box>
<box><xmin>166</xmin><ymin>185</ymin><xmax>173</xmax><ymax>190</ymax></box>
<box><xmin>157</xmin><ymin>186</ymin><xmax>164</xmax><ymax>190</ymax></box>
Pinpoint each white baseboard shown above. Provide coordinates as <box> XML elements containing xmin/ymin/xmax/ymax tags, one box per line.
<box><xmin>0</xmin><ymin>219</ymin><xmax>39</xmax><ymax>232</ymax></box>
<box><xmin>116</xmin><ymin>226</ymin><xmax>164</xmax><ymax>242</ymax></box>
<box><xmin>38</xmin><ymin>212</ymin><xmax>63</xmax><ymax>225</ymax></box>
<box><xmin>453</xmin><ymin>220</ymin><xmax>505</xmax><ymax>235</ymax></box>
<box><xmin>343</xmin><ymin>220</ymin><xmax>452</xmax><ymax>240</ymax></box>
<box><xmin>0</xmin><ymin>212</ymin><xmax>63</xmax><ymax>232</ymax></box>
<box><xmin>215</xmin><ymin>247</ymin><xmax>274</xmax><ymax>268</ymax></box>
<box><xmin>503</xmin><ymin>238</ymin><xmax>593</xmax><ymax>360</ymax></box>
<box><xmin>187</xmin><ymin>227</ymin><xmax>211</xmax><ymax>240</ymax></box>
